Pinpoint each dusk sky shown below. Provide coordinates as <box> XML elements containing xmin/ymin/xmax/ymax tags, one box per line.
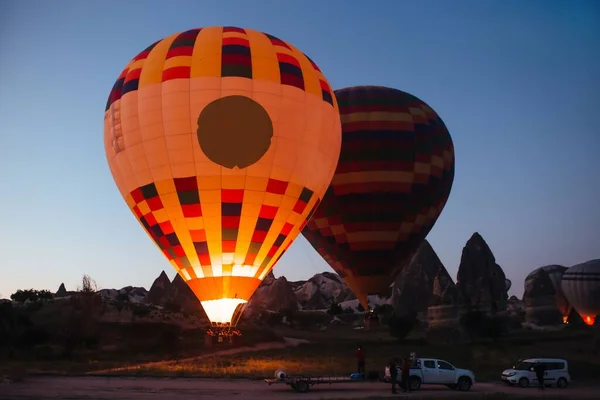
<box><xmin>1</xmin><ymin>0</ymin><xmax>598</xmax><ymax>299</ymax></box>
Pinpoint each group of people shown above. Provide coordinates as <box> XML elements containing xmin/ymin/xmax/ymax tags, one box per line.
<box><xmin>354</xmin><ymin>346</ymin><xmax>413</xmax><ymax>394</ymax></box>
<box><xmin>388</xmin><ymin>357</ymin><xmax>413</xmax><ymax>394</ymax></box>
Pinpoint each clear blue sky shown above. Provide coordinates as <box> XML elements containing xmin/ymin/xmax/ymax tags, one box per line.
<box><xmin>1</xmin><ymin>0</ymin><xmax>598</xmax><ymax>299</ymax></box>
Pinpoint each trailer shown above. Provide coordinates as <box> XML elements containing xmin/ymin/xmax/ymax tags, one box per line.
<box><xmin>265</xmin><ymin>371</ymin><xmax>382</xmax><ymax>393</ymax></box>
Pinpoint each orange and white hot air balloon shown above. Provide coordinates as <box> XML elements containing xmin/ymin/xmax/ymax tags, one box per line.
<box><xmin>104</xmin><ymin>26</ymin><xmax>341</xmax><ymax>327</ymax></box>
<box><xmin>561</xmin><ymin>260</ymin><xmax>600</xmax><ymax>327</ymax></box>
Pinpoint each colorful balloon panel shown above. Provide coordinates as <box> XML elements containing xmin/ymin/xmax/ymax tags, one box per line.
<box><xmin>302</xmin><ymin>86</ymin><xmax>454</xmax><ymax>306</ymax></box>
<box><xmin>104</xmin><ymin>26</ymin><xmax>341</xmax><ymax>324</ymax></box>
<box><xmin>561</xmin><ymin>260</ymin><xmax>600</xmax><ymax>326</ymax></box>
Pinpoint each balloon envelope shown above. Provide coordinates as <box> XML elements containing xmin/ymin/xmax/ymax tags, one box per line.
<box><xmin>525</xmin><ymin>265</ymin><xmax>571</xmax><ymax>321</ymax></box>
<box><xmin>302</xmin><ymin>86</ymin><xmax>455</xmax><ymax>307</ymax></box>
<box><xmin>104</xmin><ymin>26</ymin><xmax>341</xmax><ymax>325</ymax></box>
<box><xmin>561</xmin><ymin>260</ymin><xmax>600</xmax><ymax>326</ymax></box>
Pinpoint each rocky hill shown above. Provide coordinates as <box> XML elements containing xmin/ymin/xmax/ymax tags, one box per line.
<box><xmin>47</xmin><ymin>234</ymin><xmax>516</xmax><ymax>323</ymax></box>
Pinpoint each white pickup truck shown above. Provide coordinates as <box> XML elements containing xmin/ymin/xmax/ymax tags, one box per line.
<box><xmin>384</xmin><ymin>358</ymin><xmax>475</xmax><ymax>391</ymax></box>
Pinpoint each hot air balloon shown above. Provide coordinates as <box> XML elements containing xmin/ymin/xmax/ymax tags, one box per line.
<box><xmin>561</xmin><ymin>260</ymin><xmax>600</xmax><ymax>326</ymax></box>
<box><xmin>525</xmin><ymin>265</ymin><xmax>571</xmax><ymax>323</ymax></box>
<box><xmin>302</xmin><ymin>86</ymin><xmax>455</xmax><ymax>309</ymax></box>
<box><xmin>104</xmin><ymin>26</ymin><xmax>341</xmax><ymax>331</ymax></box>
<box><xmin>505</xmin><ymin>278</ymin><xmax>512</xmax><ymax>293</ymax></box>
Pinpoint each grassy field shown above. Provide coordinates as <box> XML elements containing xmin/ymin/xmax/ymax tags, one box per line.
<box><xmin>2</xmin><ymin>325</ymin><xmax>599</xmax><ymax>383</ymax></box>
<box><xmin>111</xmin><ymin>338</ymin><xmax>599</xmax><ymax>381</ymax></box>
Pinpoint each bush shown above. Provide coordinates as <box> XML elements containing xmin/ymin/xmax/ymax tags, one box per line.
<box><xmin>10</xmin><ymin>289</ymin><xmax>53</xmax><ymax>303</ymax></box>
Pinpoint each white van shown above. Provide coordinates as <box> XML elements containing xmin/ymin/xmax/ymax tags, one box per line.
<box><xmin>501</xmin><ymin>358</ymin><xmax>570</xmax><ymax>388</ymax></box>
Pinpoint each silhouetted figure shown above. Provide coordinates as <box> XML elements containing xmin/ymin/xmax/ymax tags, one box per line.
<box><xmin>401</xmin><ymin>357</ymin><xmax>412</xmax><ymax>392</ymax></box>
<box><xmin>533</xmin><ymin>362</ymin><xmax>546</xmax><ymax>390</ymax></box>
<box><xmin>355</xmin><ymin>345</ymin><xmax>366</xmax><ymax>377</ymax></box>
<box><xmin>389</xmin><ymin>358</ymin><xmax>399</xmax><ymax>394</ymax></box>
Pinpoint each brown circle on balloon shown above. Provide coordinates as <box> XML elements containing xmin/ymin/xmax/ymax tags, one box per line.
<box><xmin>197</xmin><ymin>95</ymin><xmax>273</xmax><ymax>169</ymax></box>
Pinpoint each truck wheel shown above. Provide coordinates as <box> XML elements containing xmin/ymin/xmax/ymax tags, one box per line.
<box><xmin>557</xmin><ymin>378</ymin><xmax>568</xmax><ymax>388</ymax></box>
<box><xmin>518</xmin><ymin>377</ymin><xmax>529</xmax><ymax>388</ymax></box>
<box><xmin>457</xmin><ymin>377</ymin><xmax>472</xmax><ymax>391</ymax></box>
<box><xmin>295</xmin><ymin>380</ymin><xmax>309</xmax><ymax>393</ymax></box>
<box><xmin>410</xmin><ymin>377</ymin><xmax>421</xmax><ymax>391</ymax></box>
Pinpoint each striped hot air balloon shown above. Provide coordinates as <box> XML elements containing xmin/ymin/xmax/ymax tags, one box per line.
<box><xmin>301</xmin><ymin>86</ymin><xmax>455</xmax><ymax>309</ymax></box>
<box><xmin>561</xmin><ymin>260</ymin><xmax>600</xmax><ymax>326</ymax></box>
<box><xmin>104</xmin><ymin>26</ymin><xmax>341</xmax><ymax>329</ymax></box>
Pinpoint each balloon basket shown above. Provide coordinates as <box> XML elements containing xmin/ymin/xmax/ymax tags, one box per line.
<box><xmin>205</xmin><ymin>325</ymin><xmax>242</xmax><ymax>347</ymax></box>
<box><xmin>364</xmin><ymin>309</ymin><xmax>379</xmax><ymax>330</ymax></box>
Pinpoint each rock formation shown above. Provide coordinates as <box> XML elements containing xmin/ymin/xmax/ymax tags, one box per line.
<box><xmin>507</xmin><ymin>295</ymin><xmax>524</xmax><ymax>314</ymax></box>
<box><xmin>431</xmin><ymin>268</ymin><xmax>458</xmax><ymax>306</ymax></box>
<box><xmin>55</xmin><ymin>283</ymin><xmax>68</xmax><ymax>298</ymax></box>
<box><xmin>426</xmin><ymin>304</ymin><xmax>469</xmax><ymax>344</ymax></box>
<box><xmin>98</xmin><ymin>286</ymin><xmax>148</xmax><ymax>303</ymax></box>
<box><xmin>166</xmin><ymin>274</ymin><xmax>200</xmax><ymax>310</ymax></box>
<box><xmin>456</xmin><ymin>232</ymin><xmax>508</xmax><ymax>313</ymax></box>
<box><xmin>392</xmin><ymin>240</ymin><xmax>456</xmax><ymax>316</ymax></box>
<box><xmin>246</xmin><ymin>271</ymin><xmax>298</xmax><ymax>315</ymax></box>
<box><xmin>523</xmin><ymin>267</ymin><xmax>564</xmax><ymax>326</ymax></box>
<box><xmin>146</xmin><ymin>271</ymin><xmax>171</xmax><ymax>305</ymax></box>
<box><xmin>293</xmin><ymin>272</ymin><xmax>349</xmax><ymax>310</ymax></box>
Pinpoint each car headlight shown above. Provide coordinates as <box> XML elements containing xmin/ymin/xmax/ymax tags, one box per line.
<box><xmin>507</xmin><ymin>372</ymin><xmax>516</xmax><ymax>377</ymax></box>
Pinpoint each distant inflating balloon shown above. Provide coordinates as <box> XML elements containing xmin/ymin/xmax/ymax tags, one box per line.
<box><xmin>104</xmin><ymin>26</ymin><xmax>341</xmax><ymax>326</ymax></box>
<box><xmin>525</xmin><ymin>265</ymin><xmax>571</xmax><ymax>323</ymax></box>
<box><xmin>561</xmin><ymin>260</ymin><xmax>600</xmax><ymax>326</ymax></box>
<box><xmin>302</xmin><ymin>86</ymin><xmax>455</xmax><ymax>309</ymax></box>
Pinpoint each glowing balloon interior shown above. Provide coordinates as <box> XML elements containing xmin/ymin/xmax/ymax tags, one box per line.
<box><xmin>104</xmin><ymin>26</ymin><xmax>341</xmax><ymax>325</ymax></box>
<box><xmin>302</xmin><ymin>86</ymin><xmax>455</xmax><ymax>308</ymax></box>
<box><xmin>561</xmin><ymin>260</ymin><xmax>600</xmax><ymax>327</ymax></box>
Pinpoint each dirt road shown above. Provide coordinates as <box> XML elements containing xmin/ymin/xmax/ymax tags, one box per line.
<box><xmin>2</xmin><ymin>376</ymin><xmax>598</xmax><ymax>400</ymax></box>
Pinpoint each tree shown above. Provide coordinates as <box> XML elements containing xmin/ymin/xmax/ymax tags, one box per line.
<box><xmin>10</xmin><ymin>289</ymin><xmax>53</xmax><ymax>303</ymax></box>
<box><xmin>80</xmin><ymin>274</ymin><xmax>98</xmax><ymax>294</ymax></box>
<box><xmin>357</xmin><ymin>303</ymin><xmax>365</xmax><ymax>312</ymax></box>
<box><xmin>62</xmin><ymin>274</ymin><xmax>103</xmax><ymax>357</ymax></box>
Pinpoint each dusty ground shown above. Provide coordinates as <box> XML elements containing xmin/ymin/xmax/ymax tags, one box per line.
<box><xmin>1</xmin><ymin>376</ymin><xmax>598</xmax><ymax>400</ymax></box>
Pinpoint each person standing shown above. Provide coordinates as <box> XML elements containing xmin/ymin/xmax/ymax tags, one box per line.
<box><xmin>389</xmin><ymin>358</ymin><xmax>399</xmax><ymax>394</ymax></box>
<box><xmin>355</xmin><ymin>345</ymin><xmax>366</xmax><ymax>377</ymax></box>
<box><xmin>533</xmin><ymin>362</ymin><xmax>546</xmax><ymax>390</ymax></box>
<box><xmin>401</xmin><ymin>357</ymin><xmax>412</xmax><ymax>392</ymax></box>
